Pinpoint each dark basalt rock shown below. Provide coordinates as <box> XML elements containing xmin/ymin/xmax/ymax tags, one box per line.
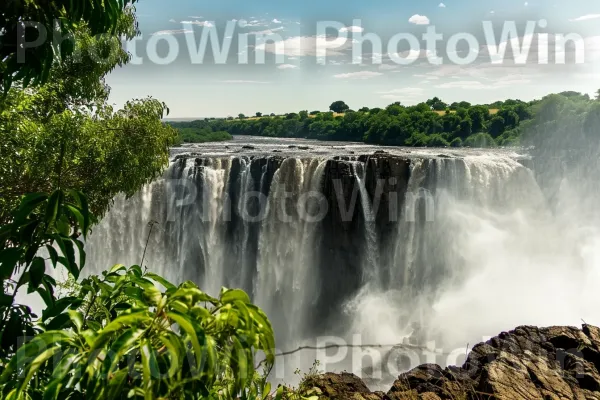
<box><xmin>172</xmin><ymin>152</ymin><xmax>202</xmax><ymax>162</ymax></box>
<box><xmin>242</xmin><ymin>145</ymin><xmax>256</xmax><ymax>150</ymax></box>
<box><xmin>304</xmin><ymin>324</ymin><xmax>600</xmax><ymax>400</ymax></box>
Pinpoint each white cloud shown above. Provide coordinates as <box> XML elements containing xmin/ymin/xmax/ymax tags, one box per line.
<box><xmin>408</xmin><ymin>14</ymin><xmax>430</xmax><ymax>25</ymax></box>
<box><xmin>248</xmin><ymin>26</ymin><xmax>285</xmax><ymax>35</ymax></box>
<box><xmin>181</xmin><ymin>20</ymin><xmax>214</xmax><ymax>27</ymax></box>
<box><xmin>524</xmin><ymin>1</ymin><xmax>528</xmax><ymax>5</ymax></box>
<box><xmin>340</xmin><ymin>26</ymin><xmax>365</xmax><ymax>33</ymax></box>
<box><xmin>272</xmin><ymin>18</ymin><xmax>282</xmax><ymax>24</ymax></box>
<box><xmin>255</xmin><ymin>35</ymin><xmax>352</xmax><ymax>57</ymax></box>
<box><xmin>438</xmin><ymin>3</ymin><xmax>446</xmax><ymax>7</ymax></box>
<box><xmin>379</xmin><ymin>64</ymin><xmax>398</xmax><ymax>70</ymax></box>
<box><xmin>277</xmin><ymin>64</ymin><xmax>298</xmax><ymax>70</ymax></box>
<box><xmin>188</xmin><ymin>15</ymin><xmax>203</xmax><ymax>19</ymax></box>
<box><xmin>152</xmin><ymin>29</ymin><xmax>193</xmax><ymax>36</ymax></box>
<box><xmin>435</xmin><ymin>78</ymin><xmax>531</xmax><ymax>90</ymax></box>
<box><xmin>333</xmin><ymin>71</ymin><xmax>383</xmax><ymax>80</ymax></box>
<box><xmin>219</xmin><ymin>80</ymin><xmax>270</xmax><ymax>84</ymax></box>
<box><xmin>378</xmin><ymin>87</ymin><xmax>425</xmax><ymax>102</ymax></box>
<box><xmin>239</xmin><ymin>19</ymin><xmax>269</xmax><ymax>28</ymax></box>
<box><xmin>169</xmin><ymin>19</ymin><xmax>176</xmax><ymax>23</ymax></box>
<box><xmin>569</xmin><ymin>14</ymin><xmax>600</xmax><ymax>22</ymax></box>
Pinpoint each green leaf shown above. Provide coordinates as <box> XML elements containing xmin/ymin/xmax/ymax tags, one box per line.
<box><xmin>0</xmin><ymin>248</ymin><xmax>23</xmax><ymax>280</ymax></box>
<box><xmin>221</xmin><ymin>288</ymin><xmax>251</xmax><ymax>305</ymax></box>
<box><xmin>42</xmin><ymin>297</ymin><xmax>80</xmax><ymax>321</ymax></box>
<box><xmin>56</xmin><ymin>215</ymin><xmax>71</xmax><ymax>236</ymax></box>
<box><xmin>109</xmin><ymin>264</ymin><xmax>126</xmax><ymax>274</ymax></box>
<box><xmin>45</xmin><ymin>190</ymin><xmax>64</xmax><ymax>228</ymax></box>
<box><xmin>46</xmin><ymin>245</ymin><xmax>59</xmax><ymax>268</ymax></box>
<box><xmin>0</xmin><ymin>331</ymin><xmax>72</xmax><ymax>385</ymax></box>
<box><xmin>45</xmin><ymin>313</ymin><xmax>72</xmax><ymax>331</ymax></box>
<box><xmin>29</xmin><ymin>257</ymin><xmax>45</xmax><ymax>288</ymax></box>
<box><xmin>140</xmin><ymin>339</ymin><xmax>156</xmax><ymax>399</ymax></box>
<box><xmin>103</xmin><ymin>328</ymin><xmax>145</xmax><ymax>375</ymax></box>
<box><xmin>105</xmin><ymin>369</ymin><xmax>129</xmax><ymax>399</ymax></box>
<box><xmin>68</xmin><ymin>310</ymin><xmax>84</xmax><ymax>332</ymax></box>
<box><xmin>146</xmin><ymin>272</ymin><xmax>175</xmax><ymax>290</ymax></box>
<box><xmin>16</xmin><ymin>345</ymin><xmax>64</xmax><ymax>394</ymax></box>
<box><xmin>14</xmin><ymin>193</ymin><xmax>48</xmax><ymax>220</ymax></box>
<box><xmin>42</xmin><ymin>380</ymin><xmax>63</xmax><ymax>400</ymax></box>
<box><xmin>65</xmin><ymin>204</ymin><xmax>85</xmax><ymax>233</ymax></box>
<box><xmin>73</xmin><ymin>239</ymin><xmax>86</xmax><ymax>273</ymax></box>
<box><xmin>167</xmin><ymin>311</ymin><xmax>205</xmax><ymax>371</ymax></box>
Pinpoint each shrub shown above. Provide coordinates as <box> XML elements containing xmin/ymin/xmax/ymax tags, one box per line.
<box><xmin>426</xmin><ymin>134</ymin><xmax>450</xmax><ymax>147</ymax></box>
<box><xmin>464</xmin><ymin>132</ymin><xmax>497</xmax><ymax>148</ymax></box>
<box><xmin>450</xmin><ymin>137</ymin><xmax>463</xmax><ymax>147</ymax></box>
<box><xmin>0</xmin><ymin>191</ymin><xmax>276</xmax><ymax>400</ymax></box>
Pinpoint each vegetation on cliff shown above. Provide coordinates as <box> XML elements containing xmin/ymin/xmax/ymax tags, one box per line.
<box><xmin>184</xmin><ymin>91</ymin><xmax>598</xmax><ymax>148</ymax></box>
<box><xmin>169</xmin><ymin>122</ymin><xmax>233</xmax><ymax>145</ymax></box>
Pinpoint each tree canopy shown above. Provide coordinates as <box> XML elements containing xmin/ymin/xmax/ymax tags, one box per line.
<box><xmin>188</xmin><ymin>96</ymin><xmax>545</xmax><ymax>148</ymax></box>
<box><xmin>329</xmin><ymin>100</ymin><xmax>350</xmax><ymax>113</ymax></box>
<box><xmin>0</xmin><ymin>0</ymin><xmax>138</xmax><ymax>91</ymax></box>
<box><xmin>0</xmin><ymin>7</ymin><xmax>176</xmax><ymax>223</ymax></box>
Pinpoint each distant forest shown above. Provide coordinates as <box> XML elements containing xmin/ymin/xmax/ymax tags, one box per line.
<box><xmin>168</xmin><ymin>91</ymin><xmax>600</xmax><ymax>148</ymax></box>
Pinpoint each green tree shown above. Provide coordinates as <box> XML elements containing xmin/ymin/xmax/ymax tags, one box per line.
<box><xmin>329</xmin><ymin>100</ymin><xmax>350</xmax><ymax>113</ymax></box>
<box><xmin>256</xmin><ymin>112</ymin><xmax>263</xmax><ymax>117</ymax></box>
<box><xmin>488</xmin><ymin>116</ymin><xmax>506</xmax><ymax>138</ymax></box>
<box><xmin>0</xmin><ymin>0</ymin><xmax>137</xmax><ymax>91</ymax></box>
<box><xmin>426</xmin><ymin>97</ymin><xmax>447</xmax><ymax>111</ymax></box>
<box><xmin>0</xmin><ymin>15</ymin><xmax>176</xmax><ymax>223</ymax></box>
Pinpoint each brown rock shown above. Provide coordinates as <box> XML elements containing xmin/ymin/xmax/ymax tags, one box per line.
<box><xmin>301</xmin><ymin>325</ymin><xmax>600</xmax><ymax>400</ymax></box>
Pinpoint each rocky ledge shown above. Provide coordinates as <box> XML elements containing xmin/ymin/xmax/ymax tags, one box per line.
<box><xmin>303</xmin><ymin>324</ymin><xmax>600</xmax><ymax>399</ymax></box>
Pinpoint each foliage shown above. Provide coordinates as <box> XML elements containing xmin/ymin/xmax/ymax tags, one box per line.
<box><xmin>0</xmin><ymin>0</ymin><xmax>138</xmax><ymax>91</ymax></box>
<box><xmin>450</xmin><ymin>137</ymin><xmax>463</xmax><ymax>148</ymax></box>
<box><xmin>0</xmin><ymin>189</ymin><xmax>92</xmax><ymax>361</ymax></box>
<box><xmin>464</xmin><ymin>133</ymin><xmax>496</xmax><ymax>148</ymax></box>
<box><xmin>329</xmin><ymin>101</ymin><xmax>349</xmax><ymax>113</ymax></box>
<box><xmin>0</xmin><ymin>263</ymin><xmax>275</xmax><ymax>400</ymax></box>
<box><xmin>0</xmin><ymin>9</ymin><xmax>177</xmax><ymax>224</ymax></box>
<box><xmin>172</xmin><ymin>127</ymin><xmax>233</xmax><ymax>145</ymax></box>
<box><xmin>184</xmin><ymin>96</ymin><xmax>543</xmax><ymax>148</ymax></box>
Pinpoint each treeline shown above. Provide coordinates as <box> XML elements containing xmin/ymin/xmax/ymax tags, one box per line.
<box><xmin>180</xmin><ymin>91</ymin><xmax>597</xmax><ymax>148</ymax></box>
<box><xmin>169</xmin><ymin>122</ymin><xmax>233</xmax><ymax>145</ymax></box>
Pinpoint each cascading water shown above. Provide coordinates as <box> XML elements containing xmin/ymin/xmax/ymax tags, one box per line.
<box><xmin>351</xmin><ymin>161</ymin><xmax>381</xmax><ymax>286</ymax></box>
<box><xmin>85</xmin><ymin>144</ymin><xmax>600</xmax><ymax>386</ymax></box>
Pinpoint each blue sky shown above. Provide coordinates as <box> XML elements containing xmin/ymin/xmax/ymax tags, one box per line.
<box><xmin>106</xmin><ymin>0</ymin><xmax>600</xmax><ymax>118</ymax></box>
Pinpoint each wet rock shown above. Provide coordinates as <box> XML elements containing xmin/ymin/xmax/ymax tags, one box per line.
<box><xmin>172</xmin><ymin>152</ymin><xmax>202</xmax><ymax>162</ymax></box>
<box><xmin>298</xmin><ymin>146</ymin><xmax>311</xmax><ymax>150</ymax></box>
<box><xmin>242</xmin><ymin>145</ymin><xmax>256</xmax><ymax>150</ymax></box>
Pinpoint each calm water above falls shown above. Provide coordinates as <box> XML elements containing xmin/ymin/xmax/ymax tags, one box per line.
<box><xmin>86</xmin><ymin>138</ymin><xmax>600</xmax><ymax>386</ymax></box>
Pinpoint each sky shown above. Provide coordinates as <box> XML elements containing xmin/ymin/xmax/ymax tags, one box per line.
<box><xmin>105</xmin><ymin>0</ymin><xmax>600</xmax><ymax>118</ymax></box>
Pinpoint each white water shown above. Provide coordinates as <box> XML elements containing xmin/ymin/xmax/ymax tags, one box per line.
<box><xmin>85</xmin><ymin>145</ymin><xmax>600</xmax><ymax>386</ymax></box>
<box><xmin>351</xmin><ymin>161</ymin><xmax>381</xmax><ymax>286</ymax></box>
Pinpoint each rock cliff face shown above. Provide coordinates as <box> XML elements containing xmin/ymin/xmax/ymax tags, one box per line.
<box><xmin>304</xmin><ymin>324</ymin><xmax>600</xmax><ymax>399</ymax></box>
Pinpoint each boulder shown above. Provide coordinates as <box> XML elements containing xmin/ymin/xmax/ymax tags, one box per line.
<box><xmin>304</xmin><ymin>372</ymin><xmax>390</xmax><ymax>400</ymax></box>
<box><xmin>304</xmin><ymin>325</ymin><xmax>600</xmax><ymax>400</ymax></box>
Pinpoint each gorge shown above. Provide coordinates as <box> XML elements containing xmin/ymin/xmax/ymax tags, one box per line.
<box><xmin>85</xmin><ymin>136</ymin><xmax>600</xmax><ymax>386</ymax></box>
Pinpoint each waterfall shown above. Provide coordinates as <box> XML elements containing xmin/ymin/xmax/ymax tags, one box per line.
<box><xmin>85</xmin><ymin>149</ymin><xmax>600</xmax><ymax>385</ymax></box>
<box><xmin>351</xmin><ymin>161</ymin><xmax>381</xmax><ymax>286</ymax></box>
